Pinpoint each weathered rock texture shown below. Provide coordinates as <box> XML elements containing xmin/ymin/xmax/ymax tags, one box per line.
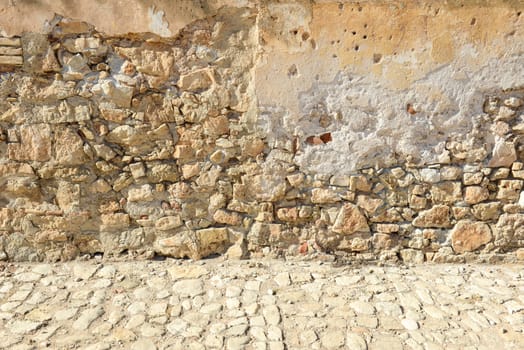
<box><xmin>0</xmin><ymin>0</ymin><xmax>523</xmax><ymax>262</ymax></box>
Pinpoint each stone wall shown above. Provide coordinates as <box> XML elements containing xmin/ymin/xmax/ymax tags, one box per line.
<box><xmin>0</xmin><ymin>0</ymin><xmax>523</xmax><ymax>262</ymax></box>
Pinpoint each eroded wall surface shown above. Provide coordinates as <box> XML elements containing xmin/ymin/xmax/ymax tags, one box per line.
<box><xmin>0</xmin><ymin>0</ymin><xmax>523</xmax><ymax>262</ymax></box>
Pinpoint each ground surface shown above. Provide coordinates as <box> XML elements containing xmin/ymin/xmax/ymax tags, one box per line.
<box><xmin>0</xmin><ymin>257</ymin><xmax>523</xmax><ymax>350</ymax></box>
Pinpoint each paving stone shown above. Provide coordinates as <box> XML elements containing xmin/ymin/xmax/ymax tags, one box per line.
<box><xmin>168</xmin><ymin>265</ymin><xmax>208</xmax><ymax>280</ymax></box>
<box><xmin>14</xmin><ymin>272</ymin><xmax>41</xmax><ymax>282</ymax></box>
<box><xmin>8</xmin><ymin>290</ymin><xmax>31</xmax><ymax>301</ymax></box>
<box><xmin>130</xmin><ymin>338</ymin><xmax>157</xmax><ymax>350</ymax></box>
<box><xmin>346</xmin><ymin>332</ymin><xmax>368</xmax><ymax>350</ymax></box>
<box><xmin>401</xmin><ymin>318</ymin><xmax>419</xmax><ymax>330</ymax></box>
<box><xmin>125</xmin><ymin>314</ymin><xmax>146</xmax><ymax>329</ymax></box>
<box><xmin>172</xmin><ymin>279</ymin><xmax>204</xmax><ymax>297</ymax></box>
<box><xmin>72</xmin><ymin>307</ymin><xmax>104</xmax><ymax>330</ymax></box>
<box><xmin>350</xmin><ymin>300</ymin><xmax>376</xmax><ymax>315</ymax></box>
<box><xmin>321</xmin><ymin>329</ymin><xmax>346</xmax><ymax>348</ymax></box>
<box><xmin>140</xmin><ymin>323</ymin><xmax>164</xmax><ymax>337</ymax></box>
<box><xmin>335</xmin><ymin>275</ymin><xmax>363</xmax><ymax>286</ymax></box>
<box><xmin>263</xmin><ymin>305</ymin><xmax>281</xmax><ymax>325</ymax></box>
<box><xmin>274</xmin><ymin>272</ymin><xmax>291</xmax><ymax>287</ymax></box>
<box><xmin>73</xmin><ymin>264</ymin><xmax>100</xmax><ymax>280</ymax></box>
<box><xmin>148</xmin><ymin>302</ymin><xmax>168</xmax><ymax>317</ymax></box>
<box><xmin>7</xmin><ymin>320</ymin><xmax>43</xmax><ymax>334</ymax></box>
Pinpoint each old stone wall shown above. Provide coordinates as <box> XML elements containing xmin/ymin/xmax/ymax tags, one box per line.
<box><xmin>0</xmin><ymin>0</ymin><xmax>523</xmax><ymax>262</ymax></box>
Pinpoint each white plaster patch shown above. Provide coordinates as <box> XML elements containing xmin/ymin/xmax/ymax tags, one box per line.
<box><xmin>148</xmin><ymin>6</ymin><xmax>171</xmax><ymax>37</ymax></box>
<box><xmin>259</xmin><ymin>54</ymin><xmax>524</xmax><ymax>174</ymax></box>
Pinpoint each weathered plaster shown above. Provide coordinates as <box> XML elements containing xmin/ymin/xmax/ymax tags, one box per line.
<box><xmin>256</xmin><ymin>1</ymin><xmax>524</xmax><ymax>172</ymax></box>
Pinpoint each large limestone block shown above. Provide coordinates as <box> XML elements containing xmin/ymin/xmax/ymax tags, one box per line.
<box><xmin>8</xmin><ymin>124</ymin><xmax>51</xmax><ymax>161</ymax></box>
<box><xmin>451</xmin><ymin>221</ymin><xmax>492</xmax><ymax>253</ymax></box>
<box><xmin>155</xmin><ymin>228</ymin><xmax>231</xmax><ymax>260</ymax></box>
<box><xmin>54</xmin><ymin>127</ymin><xmax>86</xmax><ymax>165</ymax></box>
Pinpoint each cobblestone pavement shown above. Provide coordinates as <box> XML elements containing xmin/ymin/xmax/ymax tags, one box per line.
<box><xmin>0</xmin><ymin>258</ymin><xmax>523</xmax><ymax>350</ymax></box>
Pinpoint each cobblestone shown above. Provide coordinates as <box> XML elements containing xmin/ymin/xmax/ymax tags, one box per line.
<box><xmin>0</xmin><ymin>259</ymin><xmax>523</xmax><ymax>349</ymax></box>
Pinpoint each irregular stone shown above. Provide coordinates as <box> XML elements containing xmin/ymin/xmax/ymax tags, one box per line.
<box><xmin>350</xmin><ymin>175</ymin><xmax>372</xmax><ymax>192</ymax></box>
<box><xmin>332</xmin><ymin>203</ymin><xmax>370</xmax><ymax>235</ymax></box>
<box><xmin>413</xmin><ymin>205</ymin><xmax>451</xmax><ymax>228</ymax></box>
<box><xmin>471</xmin><ymin>202</ymin><xmax>501</xmax><ymax>221</ymax></box>
<box><xmin>127</xmin><ymin>184</ymin><xmax>154</xmax><ymax>202</ymax></box>
<box><xmin>155</xmin><ymin>216</ymin><xmax>183</xmax><ymax>231</ymax></box>
<box><xmin>464</xmin><ymin>186</ymin><xmax>490</xmax><ymax>205</ymax></box>
<box><xmin>496</xmin><ymin>180</ymin><xmax>523</xmax><ymax>201</ymax></box>
<box><xmin>451</xmin><ymin>221</ymin><xmax>492</xmax><ymax>253</ymax></box>
<box><xmin>62</xmin><ymin>53</ymin><xmax>90</xmax><ymax>79</ymax></box>
<box><xmin>357</xmin><ymin>195</ymin><xmax>384</xmax><ymax>214</ymax></box>
<box><xmin>430</xmin><ymin>182</ymin><xmax>462</xmax><ymax>204</ymax></box>
<box><xmin>420</xmin><ymin>168</ymin><xmax>440</xmax><ymax>183</ymax></box>
<box><xmin>101</xmin><ymin>213</ymin><xmax>130</xmax><ymax>232</ymax></box>
<box><xmin>311</xmin><ymin>188</ymin><xmax>340</xmax><ymax>204</ymax></box>
<box><xmin>400</xmin><ymin>249</ymin><xmax>425</xmax><ymax>263</ymax></box>
<box><xmin>488</xmin><ymin>140</ymin><xmax>517</xmax><ymax>167</ymax></box>
<box><xmin>92</xmin><ymin>80</ymin><xmax>134</xmax><ymax>108</ymax></box>
<box><xmin>213</xmin><ymin>209</ymin><xmax>242</xmax><ymax>226</ymax></box>
<box><xmin>248</xmin><ymin>222</ymin><xmax>282</xmax><ymax>246</ymax></box>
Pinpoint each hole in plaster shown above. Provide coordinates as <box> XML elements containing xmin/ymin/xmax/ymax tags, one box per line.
<box><xmin>302</xmin><ymin>32</ymin><xmax>310</xmax><ymax>41</ymax></box>
<box><xmin>388</xmin><ymin>35</ymin><xmax>393</xmax><ymax>40</ymax></box>
<box><xmin>354</xmin><ymin>45</ymin><xmax>360</xmax><ymax>51</ymax></box>
<box><xmin>310</xmin><ymin>39</ymin><xmax>317</xmax><ymax>49</ymax></box>
<box><xmin>358</xmin><ymin>6</ymin><xmax>363</xmax><ymax>12</ymax></box>
<box><xmin>373</xmin><ymin>53</ymin><xmax>382</xmax><ymax>63</ymax></box>
<box><xmin>287</xmin><ymin>64</ymin><xmax>298</xmax><ymax>77</ymax></box>
<box><xmin>517</xmin><ymin>11</ymin><xmax>521</xmax><ymax>17</ymax></box>
<box><xmin>290</xmin><ymin>29</ymin><xmax>298</xmax><ymax>36</ymax></box>
<box><xmin>339</xmin><ymin>3</ymin><xmax>344</xmax><ymax>10</ymax></box>
<box><xmin>332</xmin><ymin>54</ymin><xmax>338</xmax><ymax>58</ymax></box>
<box><xmin>305</xmin><ymin>136</ymin><xmax>322</xmax><ymax>145</ymax></box>
<box><xmin>352</xmin><ymin>31</ymin><xmax>357</xmax><ymax>35</ymax></box>
<box><xmin>470</xmin><ymin>18</ymin><xmax>476</xmax><ymax>25</ymax></box>
<box><xmin>363</xmin><ymin>35</ymin><xmax>368</xmax><ymax>39</ymax></box>
<box><xmin>319</xmin><ymin>132</ymin><xmax>332</xmax><ymax>143</ymax></box>
<box><xmin>305</xmin><ymin>133</ymin><xmax>332</xmax><ymax>145</ymax></box>
<box><xmin>406</xmin><ymin>103</ymin><xmax>417</xmax><ymax>115</ymax></box>
<box><xmin>363</xmin><ymin>24</ymin><xmax>368</xmax><ymax>28</ymax></box>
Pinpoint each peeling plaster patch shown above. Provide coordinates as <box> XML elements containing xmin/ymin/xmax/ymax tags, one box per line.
<box><xmin>273</xmin><ymin>54</ymin><xmax>524</xmax><ymax>175</ymax></box>
<box><xmin>148</xmin><ymin>6</ymin><xmax>171</xmax><ymax>37</ymax></box>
